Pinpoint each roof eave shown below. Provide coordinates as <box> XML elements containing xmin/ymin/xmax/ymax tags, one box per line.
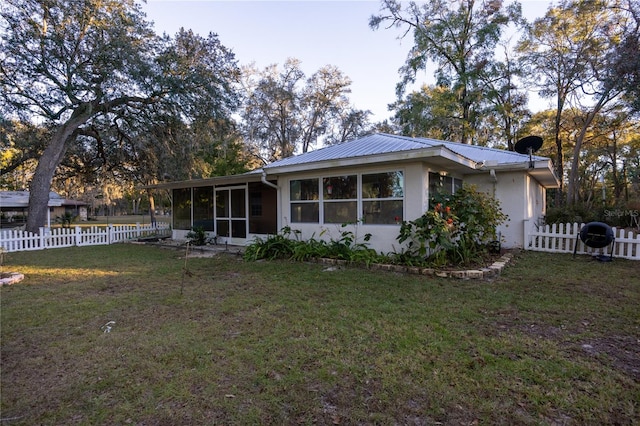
<box><xmin>264</xmin><ymin>146</ymin><xmax>479</xmax><ymax>175</ymax></box>
<box><xmin>141</xmin><ymin>171</ymin><xmax>264</xmax><ymax>190</ymax></box>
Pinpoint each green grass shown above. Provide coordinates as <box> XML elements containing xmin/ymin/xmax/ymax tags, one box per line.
<box><xmin>1</xmin><ymin>246</ymin><xmax>639</xmax><ymax>424</ymax></box>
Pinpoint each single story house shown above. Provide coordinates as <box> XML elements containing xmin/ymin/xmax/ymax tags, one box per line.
<box><xmin>0</xmin><ymin>191</ymin><xmax>88</xmax><ymax>228</ymax></box>
<box><xmin>149</xmin><ymin>133</ymin><xmax>559</xmax><ymax>252</ymax></box>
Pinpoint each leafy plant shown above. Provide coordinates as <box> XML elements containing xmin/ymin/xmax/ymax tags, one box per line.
<box><xmin>243</xmin><ymin>227</ymin><xmax>300</xmax><ymax>261</ymax></box>
<box><xmin>185</xmin><ymin>226</ymin><xmax>210</xmax><ymax>246</ymax></box>
<box><xmin>396</xmin><ymin>184</ymin><xmax>507</xmax><ymax>266</ymax></box>
<box><xmin>56</xmin><ymin>212</ymin><xmax>77</xmax><ymax>228</ymax></box>
<box><xmin>244</xmin><ymin>223</ymin><xmax>379</xmax><ymax>265</ymax></box>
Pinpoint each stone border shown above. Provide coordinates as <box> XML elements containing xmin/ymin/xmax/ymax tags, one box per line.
<box><xmin>0</xmin><ymin>272</ymin><xmax>25</xmax><ymax>287</ymax></box>
<box><xmin>317</xmin><ymin>252</ymin><xmax>514</xmax><ymax>280</ymax></box>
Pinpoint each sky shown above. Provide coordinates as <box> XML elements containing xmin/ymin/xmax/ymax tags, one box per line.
<box><xmin>141</xmin><ymin>0</ymin><xmax>553</xmax><ymax>123</ymax></box>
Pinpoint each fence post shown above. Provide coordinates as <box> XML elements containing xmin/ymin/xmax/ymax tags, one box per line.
<box><xmin>75</xmin><ymin>226</ymin><xmax>82</xmax><ymax>246</ymax></box>
<box><xmin>108</xmin><ymin>225</ymin><xmax>113</xmax><ymax>245</ymax></box>
<box><xmin>39</xmin><ymin>227</ymin><xmax>46</xmax><ymax>249</ymax></box>
<box><xmin>136</xmin><ymin>222</ymin><xmax>141</xmax><ymax>238</ymax></box>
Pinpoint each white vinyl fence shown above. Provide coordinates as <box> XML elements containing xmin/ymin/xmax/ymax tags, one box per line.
<box><xmin>0</xmin><ymin>223</ymin><xmax>171</xmax><ymax>253</ymax></box>
<box><xmin>527</xmin><ymin>222</ymin><xmax>640</xmax><ymax>260</ymax></box>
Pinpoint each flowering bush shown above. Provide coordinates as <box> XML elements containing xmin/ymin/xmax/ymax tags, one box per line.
<box><xmin>396</xmin><ymin>185</ymin><xmax>507</xmax><ymax>266</ymax></box>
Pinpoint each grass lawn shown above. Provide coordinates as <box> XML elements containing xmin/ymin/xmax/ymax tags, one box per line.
<box><xmin>1</xmin><ymin>245</ymin><xmax>638</xmax><ymax>424</ymax></box>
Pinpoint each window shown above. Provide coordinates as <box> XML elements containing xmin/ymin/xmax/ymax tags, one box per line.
<box><xmin>429</xmin><ymin>172</ymin><xmax>462</xmax><ymax>196</ymax></box>
<box><xmin>193</xmin><ymin>187</ymin><xmax>214</xmax><ymax>231</ymax></box>
<box><xmin>250</xmin><ymin>192</ymin><xmax>262</xmax><ymax>217</ymax></box>
<box><xmin>290</xmin><ymin>179</ymin><xmax>319</xmax><ymax>223</ymax></box>
<box><xmin>323</xmin><ymin>175</ymin><xmax>357</xmax><ymax>223</ymax></box>
<box><xmin>362</xmin><ymin>171</ymin><xmax>404</xmax><ymax>225</ymax></box>
<box><xmin>289</xmin><ymin>172</ymin><xmax>405</xmax><ymax>226</ymax></box>
<box><xmin>173</xmin><ymin>188</ymin><xmax>191</xmax><ymax>230</ymax></box>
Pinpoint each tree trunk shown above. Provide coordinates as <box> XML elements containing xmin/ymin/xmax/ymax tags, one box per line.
<box><xmin>566</xmin><ymin>96</ymin><xmax>607</xmax><ymax>205</ymax></box>
<box><xmin>26</xmin><ymin>104</ymin><xmax>94</xmax><ymax>233</ymax></box>
<box><xmin>147</xmin><ymin>189</ymin><xmax>157</xmax><ymax>226</ymax></box>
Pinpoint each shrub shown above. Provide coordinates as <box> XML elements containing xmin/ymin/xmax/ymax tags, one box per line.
<box><xmin>243</xmin><ymin>226</ymin><xmax>300</xmax><ymax>261</ymax></box>
<box><xmin>396</xmin><ymin>185</ymin><xmax>507</xmax><ymax>266</ymax></box>
<box><xmin>185</xmin><ymin>226</ymin><xmax>210</xmax><ymax>246</ymax></box>
<box><xmin>56</xmin><ymin>212</ymin><xmax>77</xmax><ymax>228</ymax></box>
<box><xmin>244</xmin><ymin>224</ymin><xmax>380</xmax><ymax>265</ymax></box>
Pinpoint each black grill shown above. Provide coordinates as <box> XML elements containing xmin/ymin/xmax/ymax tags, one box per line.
<box><xmin>573</xmin><ymin>221</ymin><xmax>615</xmax><ymax>261</ymax></box>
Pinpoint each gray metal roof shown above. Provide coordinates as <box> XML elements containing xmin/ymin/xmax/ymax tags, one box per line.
<box><xmin>0</xmin><ymin>191</ymin><xmax>87</xmax><ymax>208</ymax></box>
<box><xmin>264</xmin><ymin>133</ymin><xmax>547</xmax><ymax>169</ymax></box>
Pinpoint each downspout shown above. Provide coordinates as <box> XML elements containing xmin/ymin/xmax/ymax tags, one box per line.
<box><xmin>261</xmin><ymin>171</ymin><xmax>278</xmax><ymax>189</ymax></box>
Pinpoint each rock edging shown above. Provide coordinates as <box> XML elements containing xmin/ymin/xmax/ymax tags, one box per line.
<box><xmin>318</xmin><ymin>252</ymin><xmax>514</xmax><ymax>279</ymax></box>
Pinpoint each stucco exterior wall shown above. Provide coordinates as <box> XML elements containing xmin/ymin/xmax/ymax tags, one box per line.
<box><xmin>465</xmin><ymin>171</ymin><xmax>546</xmax><ymax>248</ymax></box>
<box><xmin>277</xmin><ymin>162</ymin><xmax>430</xmax><ymax>254</ymax></box>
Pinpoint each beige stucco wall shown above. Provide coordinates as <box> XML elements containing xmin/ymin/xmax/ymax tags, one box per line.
<box><xmin>276</xmin><ymin>162</ymin><xmax>431</xmax><ymax>254</ymax></box>
<box><xmin>465</xmin><ymin>171</ymin><xmax>546</xmax><ymax>248</ymax></box>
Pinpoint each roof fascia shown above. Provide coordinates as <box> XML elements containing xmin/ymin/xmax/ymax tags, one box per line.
<box><xmin>264</xmin><ymin>146</ymin><xmax>479</xmax><ymax>175</ymax></box>
<box><xmin>142</xmin><ymin>173</ymin><xmax>263</xmax><ymax>190</ymax></box>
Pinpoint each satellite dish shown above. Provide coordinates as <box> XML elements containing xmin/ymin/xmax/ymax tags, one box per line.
<box><xmin>515</xmin><ymin>136</ymin><xmax>543</xmax><ymax>168</ymax></box>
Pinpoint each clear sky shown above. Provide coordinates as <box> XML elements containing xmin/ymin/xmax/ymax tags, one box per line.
<box><xmin>141</xmin><ymin>0</ymin><xmax>552</xmax><ymax>123</ymax></box>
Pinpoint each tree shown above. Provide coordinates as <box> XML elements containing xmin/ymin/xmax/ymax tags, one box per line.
<box><xmin>479</xmin><ymin>43</ymin><xmax>530</xmax><ymax>150</ymax></box>
<box><xmin>242</xmin><ymin>59</ymin><xmax>304</xmax><ymax>162</ymax></box>
<box><xmin>0</xmin><ymin>118</ymin><xmax>48</xmax><ymax>189</ymax></box>
<box><xmin>241</xmin><ymin>59</ymin><xmax>364</xmax><ymax>163</ymax></box>
<box><xmin>517</xmin><ymin>0</ymin><xmax>639</xmax><ymax>204</ymax></box>
<box><xmin>613</xmin><ymin>0</ymin><xmax>640</xmax><ymax>113</ymax></box>
<box><xmin>0</xmin><ymin>0</ymin><xmax>241</xmax><ymax>233</ymax></box>
<box><xmin>323</xmin><ymin>108</ymin><xmax>372</xmax><ymax>146</ymax></box>
<box><xmin>564</xmin><ymin>0</ymin><xmax>639</xmax><ymax>204</ymax></box>
<box><xmin>370</xmin><ymin>0</ymin><xmax>522</xmax><ymax>144</ymax></box>
<box><xmin>391</xmin><ymin>85</ymin><xmax>461</xmax><ymax>140</ymax></box>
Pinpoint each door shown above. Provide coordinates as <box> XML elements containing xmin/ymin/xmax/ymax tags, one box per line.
<box><xmin>215</xmin><ymin>187</ymin><xmax>247</xmax><ymax>239</ymax></box>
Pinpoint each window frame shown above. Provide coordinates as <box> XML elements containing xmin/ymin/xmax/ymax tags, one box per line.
<box><xmin>429</xmin><ymin>172</ymin><xmax>463</xmax><ymax>196</ymax></box>
<box><xmin>361</xmin><ymin>171</ymin><xmax>405</xmax><ymax>225</ymax></box>
<box><xmin>290</xmin><ymin>178</ymin><xmax>320</xmax><ymax>223</ymax></box>
<box><xmin>322</xmin><ymin>174</ymin><xmax>358</xmax><ymax>224</ymax></box>
<box><xmin>287</xmin><ymin>170</ymin><xmax>405</xmax><ymax>226</ymax></box>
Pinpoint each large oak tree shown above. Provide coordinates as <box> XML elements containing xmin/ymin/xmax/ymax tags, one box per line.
<box><xmin>1</xmin><ymin>0</ymin><xmax>240</xmax><ymax>232</ymax></box>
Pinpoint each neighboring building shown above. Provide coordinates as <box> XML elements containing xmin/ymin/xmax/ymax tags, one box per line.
<box><xmin>0</xmin><ymin>191</ymin><xmax>88</xmax><ymax>228</ymax></box>
<box><xmin>149</xmin><ymin>133</ymin><xmax>559</xmax><ymax>252</ymax></box>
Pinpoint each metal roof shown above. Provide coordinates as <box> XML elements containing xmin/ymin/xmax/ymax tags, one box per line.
<box><xmin>264</xmin><ymin>133</ymin><xmax>547</xmax><ymax>170</ymax></box>
<box><xmin>0</xmin><ymin>191</ymin><xmax>88</xmax><ymax>209</ymax></box>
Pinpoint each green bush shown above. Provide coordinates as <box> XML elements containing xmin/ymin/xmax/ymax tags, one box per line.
<box><xmin>396</xmin><ymin>185</ymin><xmax>507</xmax><ymax>266</ymax></box>
<box><xmin>245</xmin><ymin>188</ymin><xmax>507</xmax><ymax>268</ymax></box>
<box><xmin>56</xmin><ymin>212</ymin><xmax>77</xmax><ymax>228</ymax></box>
<box><xmin>545</xmin><ymin>200</ymin><xmax>640</xmax><ymax>229</ymax></box>
<box><xmin>244</xmin><ymin>224</ymin><xmax>380</xmax><ymax>265</ymax></box>
<box><xmin>185</xmin><ymin>226</ymin><xmax>210</xmax><ymax>246</ymax></box>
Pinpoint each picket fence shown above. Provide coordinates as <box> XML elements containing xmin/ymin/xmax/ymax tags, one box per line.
<box><xmin>527</xmin><ymin>222</ymin><xmax>640</xmax><ymax>260</ymax></box>
<box><xmin>0</xmin><ymin>223</ymin><xmax>171</xmax><ymax>253</ymax></box>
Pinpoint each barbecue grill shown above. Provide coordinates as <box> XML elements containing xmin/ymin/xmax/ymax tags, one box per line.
<box><xmin>573</xmin><ymin>221</ymin><xmax>615</xmax><ymax>261</ymax></box>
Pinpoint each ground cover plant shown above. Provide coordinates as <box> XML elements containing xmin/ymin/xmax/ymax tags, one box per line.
<box><xmin>1</xmin><ymin>245</ymin><xmax>639</xmax><ymax>424</ymax></box>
